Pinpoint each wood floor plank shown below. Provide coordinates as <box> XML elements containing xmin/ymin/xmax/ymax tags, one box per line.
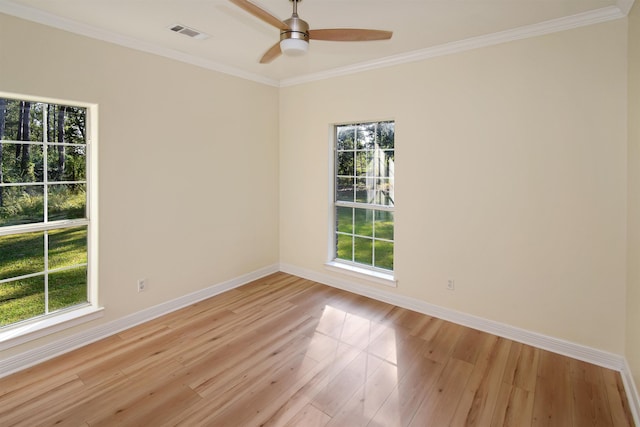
<box><xmin>259</xmin><ymin>343</ymin><xmax>362</xmax><ymax>427</ymax></box>
<box><xmin>87</xmin><ymin>377</ymin><xmax>201</xmax><ymax>426</ymax></box>
<box><xmin>311</xmin><ymin>352</ymin><xmax>386</xmax><ymax>417</ymax></box>
<box><xmin>572</xmin><ymin>377</ymin><xmax>614</xmax><ymax>426</ymax></box>
<box><xmin>502</xmin><ymin>341</ymin><xmax>540</xmax><ymax>396</ymax></box>
<box><xmin>284</xmin><ymin>403</ymin><xmax>331</xmax><ymax>427</ymax></box>
<box><xmin>0</xmin><ymin>334</ymin><xmax>124</xmax><ymax>399</ymax></box>
<box><xmin>450</xmin><ymin>335</ymin><xmax>511</xmax><ymax>426</ymax></box>
<box><xmin>450</xmin><ymin>327</ymin><xmax>488</xmax><ymax>365</ymax></box>
<box><xmin>423</xmin><ymin>319</ymin><xmax>464</xmax><ymax>363</ymax></box>
<box><xmin>532</xmin><ymin>351</ymin><xmax>574</xmax><ymax>426</ymax></box>
<box><xmin>603</xmin><ymin>367</ymin><xmax>635</xmax><ymax>427</ymax></box>
<box><xmin>182</xmin><ymin>353</ymin><xmax>316</xmax><ymax>426</ymax></box>
<box><xmin>0</xmin><ymin>273</ymin><xmax>633</xmax><ymax>427</ymax></box>
<box><xmin>491</xmin><ymin>383</ymin><xmax>535</xmax><ymax>427</ymax></box>
<box><xmin>325</xmin><ymin>358</ymin><xmax>399</xmax><ymax>426</ymax></box>
<box><xmin>369</xmin><ymin>354</ymin><xmax>444</xmax><ymax>427</ymax></box>
<box><xmin>0</xmin><ymin>375</ymin><xmax>85</xmax><ymax>426</ymax></box>
<box><xmin>407</xmin><ymin>357</ymin><xmax>475</xmax><ymax>426</ymax></box>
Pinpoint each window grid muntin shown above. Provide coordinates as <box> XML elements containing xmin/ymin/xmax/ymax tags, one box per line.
<box><xmin>334</xmin><ymin>205</ymin><xmax>394</xmax><ymax>271</ymax></box>
<box><xmin>0</xmin><ymin>96</ymin><xmax>90</xmax><ymax>327</ymax></box>
<box><xmin>334</xmin><ymin>121</ymin><xmax>394</xmax><ymax>272</ymax></box>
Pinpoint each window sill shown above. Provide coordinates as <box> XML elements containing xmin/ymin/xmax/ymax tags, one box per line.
<box><xmin>0</xmin><ymin>305</ymin><xmax>104</xmax><ymax>351</ymax></box>
<box><xmin>325</xmin><ymin>261</ymin><xmax>397</xmax><ymax>288</ymax></box>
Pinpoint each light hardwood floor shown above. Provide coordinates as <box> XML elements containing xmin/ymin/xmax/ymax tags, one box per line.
<box><xmin>0</xmin><ymin>272</ymin><xmax>634</xmax><ymax>426</ymax></box>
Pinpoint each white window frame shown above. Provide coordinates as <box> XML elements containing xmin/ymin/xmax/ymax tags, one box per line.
<box><xmin>0</xmin><ymin>92</ymin><xmax>101</xmax><ymax>350</ymax></box>
<box><xmin>326</xmin><ymin>120</ymin><xmax>397</xmax><ymax>287</ymax></box>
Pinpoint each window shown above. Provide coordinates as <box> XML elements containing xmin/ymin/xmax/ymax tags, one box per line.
<box><xmin>0</xmin><ymin>94</ymin><xmax>95</xmax><ymax>330</ymax></box>
<box><xmin>333</xmin><ymin>121</ymin><xmax>394</xmax><ymax>275</ymax></box>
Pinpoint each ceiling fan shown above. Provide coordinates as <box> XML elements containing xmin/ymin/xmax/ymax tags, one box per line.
<box><xmin>229</xmin><ymin>0</ymin><xmax>393</xmax><ymax>63</ymax></box>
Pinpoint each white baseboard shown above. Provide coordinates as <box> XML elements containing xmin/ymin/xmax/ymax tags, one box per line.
<box><xmin>279</xmin><ymin>263</ymin><xmax>640</xmax><ymax>423</ymax></box>
<box><xmin>622</xmin><ymin>360</ymin><xmax>640</xmax><ymax>426</ymax></box>
<box><xmin>0</xmin><ymin>264</ymin><xmax>279</xmax><ymax>378</ymax></box>
<box><xmin>2</xmin><ymin>262</ymin><xmax>639</xmax><ymax>424</ymax></box>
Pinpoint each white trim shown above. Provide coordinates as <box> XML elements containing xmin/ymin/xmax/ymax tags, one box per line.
<box><xmin>281</xmin><ymin>262</ymin><xmax>640</xmax><ymax>415</ymax></box>
<box><xmin>2</xmin><ymin>262</ymin><xmax>639</xmax><ymax>418</ymax></box>
<box><xmin>87</xmin><ymin>104</ymin><xmax>99</xmax><ymax>308</ymax></box>
<box><xmin>0</xmin><ymin>305</ymin><xmax>104</xmax><ymax>350</ymax></box>
<box><xmin>0</xmin><ymin>263</ymin><xmax>279</xmax><ymax>378</ymax></box>
<box><xmin>0</xmin><ymin>92</ymin><xmax>100</xmax><ymax>343</ymax></box>
<box><xmin>279</xmin><ymin>6</ymin><xmax>627</xmax><ymax>87</ymax></box>
<box><xmin>621</xmin><ymin>359</ymin><xmax>640</xmax><ymax>426</ymax></box>
<box><xmin>0</xmin><ymin>1</ymin><xmax>279</xmax><ymax>88</ymax></box>
<box><xmin>617</xmin><ymin>0</ymin><xmax>636</xmax><ymax>15</ymax></box>
<box><xmin>0</xmin><ymin>1</ymin><xmax>631</xmax><ymax>88</ymax></box>
<box><xmin>325</xmin><ymin>261</ymin><xmax>396</xmax><ymax>288</ymax></box>
<box><xmin>0</xmin><ymin>218</ymin><xmax>88</xmax><ymax>237</ymax></box>
<box><xmin>280</xmin><ymin>263</ymin><xmax>625</xmax><ymax>371</ymax></box>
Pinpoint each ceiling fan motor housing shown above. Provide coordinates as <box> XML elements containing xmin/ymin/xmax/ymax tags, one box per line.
<box><xmin>280</xmin><ymin>16</ymin><xmax>309</xmax><ymax>42</ymax></box>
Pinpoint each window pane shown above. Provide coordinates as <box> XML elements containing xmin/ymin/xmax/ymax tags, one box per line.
<box><xmin>49</xmin><ymin>227</ymin><xmax>88</xmax><ymax>270</ymax></box>
<box><xmin>48</xmin><ymin>266</ymin><xmax>88</xmax><ymax>312</ymax></box>
<box><xmin>336</xmin><ymin>207</ymin><xmax>353</xmax><ymax>233</ymax></box>
<box><xmin>354</xmin><ymin>237</ymin><xmax>373</xmax><ymax>265</ymax></box>
<box><xmin>355</xmin><ymin>152</ymin><xmax>373</xmax><ymax>177</ymax></box>
<box><xmin>375</xmin><ymin>211</ymin><xmax>394</xmax><ymax>240</ymax></box>
<box><xmin>374</xmin><ymin>241</ymin><xmax>394</xmax><ymax>270</ymax></box>
<box><xmin>336</xmin><ymin>177</ymin><xmax>354</xmax><ymax>202</ymax></box>
<box><xmin>376</xmin><ymin>178</ymin><xmax>394</xmax><ymax>206</ymax></box>
<box><xmin>336</xmin><ymin>152</ymin><xmax>354</xmax><ymax>176</ymax></box>
<box><xmin>336</xmin><ymin>233</ymin><xmax>353</xmax><ymax>261</ymax></box>
<box><xmin>48</xmin><ymin>183</ymin><xmax>86</xmax><ymax>221</ymax></box>
<box><xmin>376</xmin><ymin>122</ymin><xmax>395</xmax><ymax>150</ymax></box>
<box><xmin>0</xmin><ymin>231</ymin><xmax>44</xmax><ymax>281</ymax></box>
<box><xmin>336</xmin><ymin>125</ymin><xmax>355</xmax><ymax>150</ymax></box>
<box><xmin>48</xmin><ymin>105</ymin><xmax>87</xmax><ymax>145</ymax></box>
<box><xmin>354</xmin><ymin>208</ymin><xmax>373</xmax><ymax>237</ymax></box>
<box><xmin>356</xmin><ymin>124</ymin><xmax>375</xmax><ymax>150</ymax></box>
<box><xmin>0</xmin><ymin>185</ymin><xmax>44</xmax><ymax>226</ymax></box>
<box><xmin>0</xmin><ymin>276</ymin><xmax>45</xmax><ymax>327</ymax></box>
<box><xmin>376</xmin><ymin>151</ymin><xmax>394</xmax><ymax>178</ymax></box>
<box><xmin>0</xmin><ymin>99</ymin><xmax>22</xmax><ymax>140</ymax></box>
<box><xmin>47</xmin><ymin>144</ymin><xmax>86</xmax><ymax>182</ymax></box>
<box><xmin>355</xmin><ymin>178</ymin><xmax>373</xmax><ymax>203</ymax></box>
<box><xmin>0</xmin><ymin>100</ymin><xmax>43</xmax><ymax>142</ymax></box>
<box><xmin>1</xmin><ymin>143</ymin><xmax>44</xmax><ymax>183</ymax></box>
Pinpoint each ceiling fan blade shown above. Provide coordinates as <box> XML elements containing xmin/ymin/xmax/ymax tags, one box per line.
<box><xmin>260</xmin><ymin>42</ymin><xmax>282</xmax><ymax>63</ymax></box>
<box><xmin>229</xmin><ymin>0</ymin><xmax>288</xmax><ymax>30</ymax></box>
<box><xmin>308</xmin><ymin>29</ymin><xmax>392</xmax><ymax>42</ymax></box>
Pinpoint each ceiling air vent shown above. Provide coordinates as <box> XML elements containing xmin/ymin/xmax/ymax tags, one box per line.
<box><xmin>169</xmin><ymin>24</ymin><xmax>209</xmax><ymax>40</ymax></box>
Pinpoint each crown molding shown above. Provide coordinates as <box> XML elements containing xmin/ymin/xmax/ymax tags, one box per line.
<box><xmin>0</xmin><ymin>1</ymin><xmax>634</xmax><ymax>87</ymax></box>
<box><xmin>280</xmin><ymin>5</ymin><xmax>628</xmax><ymax>87</ymax></box>
<box><xmin>617</xmin><ymin>0</ymin><xmax>636</xmax><ymax>15</ymax></box>
<box><xmin>0</xmin><ymin>0</ymin><xmax>280</xmax><ymax>87</ymax></box>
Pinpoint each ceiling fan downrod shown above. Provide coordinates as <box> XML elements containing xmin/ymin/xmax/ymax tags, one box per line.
<box><xmin>281</xmin><ymin>0</ymin><xmax>309</xmax><ymax>44</ymax></box>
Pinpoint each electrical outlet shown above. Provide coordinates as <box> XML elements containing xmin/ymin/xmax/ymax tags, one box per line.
<box><xmin>137</xmin><ymin>278</ymin><xmax>148</xmax><ymax>292</ymax></box>
<box><xmin>447</xmin><ymin>279</ymin><xmax>455</xmax><ymax>291</ymax></box>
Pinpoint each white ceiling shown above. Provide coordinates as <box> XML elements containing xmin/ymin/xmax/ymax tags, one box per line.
<box><xmin>0</xmin><ymin>0</ymin><xmax>634</xmax><ymax>86</ymax></box>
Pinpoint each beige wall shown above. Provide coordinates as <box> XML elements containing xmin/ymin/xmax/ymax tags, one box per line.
<box><xmin>0</xmin><ymin>10</ymin><xmax>633</xmax><ymax>362</ymax></box>
<box><xmin>0</xmin><ymin>14</ymin><xmax>280</xmax><ymax>357</ymax></box>
<box><xmin>280</xmin><ymin>20</ymin><xmax>628</xmax><ymax>354</ymax></box>
<box><xmin>627</xmin><ymin>1</ymin><xmax>640</xmax><ymax>393</ymax></box>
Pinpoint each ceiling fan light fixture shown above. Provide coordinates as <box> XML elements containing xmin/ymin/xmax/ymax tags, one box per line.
<box><xmin>230</xmin><ymin>0</ymin><xmax>392</xmax><ymax>63</ymax></box>
<box><xmin>280</xmin><ymin>37</ymin><xmax>309</xmax><ymax>56</ymax></box>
